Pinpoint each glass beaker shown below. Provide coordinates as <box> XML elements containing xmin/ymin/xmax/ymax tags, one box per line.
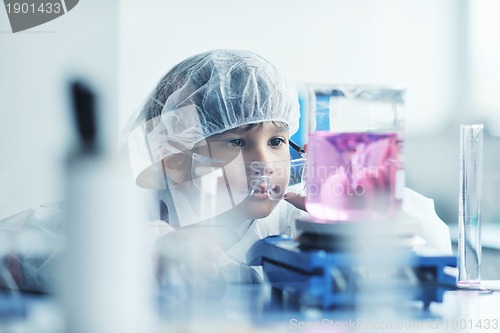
<box><xmin>305</xmin><ymin>85</ymin><xmax>405</xmax><ymax>221</ymax></box>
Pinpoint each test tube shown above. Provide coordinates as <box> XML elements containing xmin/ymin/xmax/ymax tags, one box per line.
<box><xmin>458</xmin><ymin>124</ymin><xmax>483</xmax><ymax>285</ymax></box>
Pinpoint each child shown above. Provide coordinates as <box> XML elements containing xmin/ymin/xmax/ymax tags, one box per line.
<box><xmin>124</xmin><ymin>49</ymin><xmax>452</xmax><ymax>288</ymax></box>
<box><xmin>125</xmin><ymin>49</ymin><xmax>307</xmax><ymax>286</ymax></box>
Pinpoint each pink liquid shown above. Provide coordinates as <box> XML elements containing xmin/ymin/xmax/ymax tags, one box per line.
<box><xmin>305</xmin><ymin>132</ymin><xmax>404</xmax><ymax>221</ymax></box>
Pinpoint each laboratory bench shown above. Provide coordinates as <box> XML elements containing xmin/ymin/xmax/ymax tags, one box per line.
<box><xmin>2</xmin><ymin>224</ymin><xmax>500</xmax><ymax>332</ymax></box>
<box><xmin>2</xmin><ymin>280</ymin><xmax>500</xmax><ymax>332</ymax></box>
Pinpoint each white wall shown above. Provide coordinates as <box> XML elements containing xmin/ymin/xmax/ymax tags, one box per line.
<box><xmin>119</xmin><ymin>0</ymin><xmax>456</xmax><ymax>135</ymax></box>
<box><xmin>0</xmin><ymin>1</ymin><xmax>117</xmax><ymax>218</ymax></box>
<box><xmin>469</xmin><ymin>0</ymin><xmax>500</xmax><ymax>131</ymax></box>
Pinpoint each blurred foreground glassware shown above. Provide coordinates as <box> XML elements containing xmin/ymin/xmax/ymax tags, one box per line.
<box><xmin>305</xmin><ymin>85</ymin><xmax>405</xmax><ymax>221</ymax></box>
<box><xmin>458</xmin><ymin>124</ymin><xmax>483</xmax><ymax>285</ymax></box>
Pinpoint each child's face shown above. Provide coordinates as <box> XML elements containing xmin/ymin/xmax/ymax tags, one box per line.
<box><xmin>193</xmin><ymin>121</ymin><xmax>291</xmax><ymax>220</ymax></box>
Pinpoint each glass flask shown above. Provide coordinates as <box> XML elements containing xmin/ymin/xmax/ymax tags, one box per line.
<box><xmin>305</xmin><ymin>85</ymin><xmax>405</xmax><ymax>221</ymax></box>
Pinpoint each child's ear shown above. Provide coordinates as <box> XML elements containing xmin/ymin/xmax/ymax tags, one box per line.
<box><xmin>161</xmin><ymin>154</ymin><xmax>191</xmax><ymax>184</ymax></box>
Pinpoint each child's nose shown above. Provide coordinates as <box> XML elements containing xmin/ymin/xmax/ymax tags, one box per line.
<box><xmin>245</xmin><ymin>147</ymin><xmax>274</xmax><ymax>176</ymax></box>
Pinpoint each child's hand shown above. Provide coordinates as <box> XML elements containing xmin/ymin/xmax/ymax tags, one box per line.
<box><xmin>284</xmin><ymin>192</ymin><xmax>306</xmax><ymax>211</ymax></box>
<box><xmin>154</xmin><ymin>230</ymin><xmax>226</xmax><ymax>298</ymax></box>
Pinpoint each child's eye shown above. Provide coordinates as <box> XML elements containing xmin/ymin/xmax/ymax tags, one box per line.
<box><xmin>269</xmin><ymin>137</ymin><xmax>286</xmax><ymax>147</ymax></box>
<box><xmin>227</xmin><ymin>138</ymin><xmax>245</xmax><ymax>147</ymax></box>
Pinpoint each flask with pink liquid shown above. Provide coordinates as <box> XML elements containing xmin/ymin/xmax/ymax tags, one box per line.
<box><xmin>305</xmin><ymin>85</ymin><xmax>405</xmax><ymax>222</ymax></box>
